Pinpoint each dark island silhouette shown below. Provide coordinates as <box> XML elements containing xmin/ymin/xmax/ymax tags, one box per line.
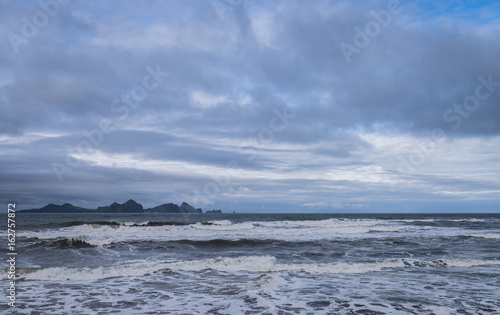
<box><xmin>19</xmin><ymin>199</ymin><xmax>222</xmax><ymax>214</ymax></box>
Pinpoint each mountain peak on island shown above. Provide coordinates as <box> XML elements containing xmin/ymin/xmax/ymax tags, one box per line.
<box><xmin>144</xmin><ymin>202</ymin><xmax>202</xmax><ymax>214</ymax></box>
<box><xmin>96</xmin><ymin>199</ymin><xmax>143</xmax><ymax>213</ymax></box>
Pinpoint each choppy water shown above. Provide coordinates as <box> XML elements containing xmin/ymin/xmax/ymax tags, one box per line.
<box><xmin>2</xmin><ymin>213</ymin><xmax>500</xmax><ymax>314</ymax></box>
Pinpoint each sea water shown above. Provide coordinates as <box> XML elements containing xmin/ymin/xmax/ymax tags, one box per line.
<box><xmin>2</xmin><ymin>213</ymin><xmax>500</xmax><ymax>314</ymax></box>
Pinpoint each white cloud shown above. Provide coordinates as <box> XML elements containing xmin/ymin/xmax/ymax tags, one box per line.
<box><xmin>190</xmin><ymin>91</ymin><xmax>228</xmax><ymax>108</ymax></box>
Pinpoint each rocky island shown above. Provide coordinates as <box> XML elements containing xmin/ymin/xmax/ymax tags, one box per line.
<box><xmin>19</xmin><ymin>200</ymin><xmax>217</xmax><ymax>214</ymax></box>
<box><xmin>205</xmin><ymin>209</ymin><xmax>222</xmax><ymax>214</ymax></box>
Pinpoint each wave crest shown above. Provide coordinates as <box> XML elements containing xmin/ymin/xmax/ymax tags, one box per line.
<box><xmin>14</xmin><ymin>257</ymin><xmax>500</xmax><ymax>281</ymax></box>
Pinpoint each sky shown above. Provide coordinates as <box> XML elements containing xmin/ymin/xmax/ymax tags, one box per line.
<box><xmin>1</xmin><ymin>0</ymin><xmax>499</xmax><ymax>213</ymax></box>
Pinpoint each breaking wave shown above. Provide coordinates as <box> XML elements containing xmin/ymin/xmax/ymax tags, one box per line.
<box><xmin>13</xmin><ymin>256</ymin><xmax>500</xmax><ymax>281</ymax></box>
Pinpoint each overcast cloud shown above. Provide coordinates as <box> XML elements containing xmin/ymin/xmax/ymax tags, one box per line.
<box><xmin>1</xmin><ymin>0</ymin><xmax>499</xmax><ymax>212</ymax></box>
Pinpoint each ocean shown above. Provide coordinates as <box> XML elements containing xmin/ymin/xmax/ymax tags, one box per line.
<box><xmin>2</xmin><ymin>213</ymin><xmax>500</xmax><ymax>314</ymax></box>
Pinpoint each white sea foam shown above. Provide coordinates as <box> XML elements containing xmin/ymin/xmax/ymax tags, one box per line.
<box><xmin>441</xmin><ymin>259</ymin><xmax>500</xmax><ymax>267</ymax></box>
<box><xmin>117</xmin><ymin>221</ymin><xmax>151</xmax><ymax>226</ymax></box>
<box><xmin>20</xmin><ymin>256</ymin><xmax>400</xmax><ymax>281</ymax></box>
<box><xmin>17</xmin><ymin>256</ymin><xmax>500</xmax><ymax>281</ymax></box>
<box><xmin>247</xmin><ymin>274</ymin><xmax>286</xmax><ymax>293</ymax></box>
<box><xmin>402</xmin><ymin>258</ymin><xmax>500</xmax><ymax>268</ymax></box>
<box><xmin>16</xmin><ymin>267</ymin><xmax>500</xmax><ymax>315</ymax></box>
<box><xmin>396</xmin><ymin>218</ymin><xmax>486</xmax><ymax>222</ymax></box>
<box><xmin>207</xmin><ymin>219</ymin><xmax>233</xmax><ymax>226</ymax></box>
<box><xmin>20</xmin><ymin>262</ymin><xmax>168</xmax><ymax>281</ymax></box>
<box><xmin>19</xmin><ymin>218</ymin><xmax>419</xmax><ymax>246</ymax></box>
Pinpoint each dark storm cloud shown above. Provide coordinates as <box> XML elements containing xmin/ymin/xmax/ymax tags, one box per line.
<box><xmin>0</xmin><ymin>0</ymin><xmax>499</xmax><ymax>211</ymax></box>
